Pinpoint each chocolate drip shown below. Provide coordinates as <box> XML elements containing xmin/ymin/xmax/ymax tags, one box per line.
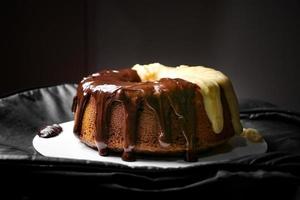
<box><xmin>145</xmin><ymin>84</ymin><xmax>173</xmax><ymax>146</ymax></box>
<box><xmin>122</xmin><ymin>151</ymin><xmax>136</xmax><ymax>162</ymax></box>
<box><xmin>72</xmin><ymin>69</ymin><xmax>141</xmax><ymax>158</ymax></box>
<box><xmin>72</xmin><ymin>69</ymin><xmax>201</xmax><ymax>161</ymax></box>
<box><xmin>157</xmin><ymin>78</ymin><xmax>198</xmax><ymax>162</ymax></box>
<box><xmin>73</xmin><ymin>94</ymin><xmax>90</xmax><ymax>137</ymax></box>
<box><xmin>117</xmin><ymin>89</ymin><xmax>143</xmax><ymax>161</ymax></box>
<box><xmin>94</xmin><ymin>92</ymin><xmax>114</xmax><ymax>156</ymax></box>
<box><xmin>156</xmin><ymin>92</ymin><xmax>173</xmax><ymax>145</ymax></box>
<box><xmin>71</xmin><ymin>96</ymin><xmax>77</xmax><ymax>113</ymax></box>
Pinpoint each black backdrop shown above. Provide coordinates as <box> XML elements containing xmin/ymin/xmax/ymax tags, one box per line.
<box><xmin>2</xmin><ymin>0</ymin><xmax>300</xmax><ymax>112</ymax></box>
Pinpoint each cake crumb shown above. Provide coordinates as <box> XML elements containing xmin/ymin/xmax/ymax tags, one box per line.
<box><xmin>241</xmin><ymin>128</ymin><xmax>263</xmax><ymax>143</ymax></box>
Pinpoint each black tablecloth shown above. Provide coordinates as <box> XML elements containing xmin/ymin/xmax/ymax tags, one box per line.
<box><xmin>0</xmin><ymin>84</ymin><xmax>300</xmax><ymax>199</ymax></box>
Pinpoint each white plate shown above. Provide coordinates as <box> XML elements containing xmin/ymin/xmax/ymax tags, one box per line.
<box><xmin>33</xmin><ymin>121</ymin><xmax>267</xmax><ymax>169</ymax></box>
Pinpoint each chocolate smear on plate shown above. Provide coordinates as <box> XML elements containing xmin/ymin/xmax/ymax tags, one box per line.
<box><xmin>38</xmin><ymin>124</ymin><xmax>63</xmax><ymax>138</ymax></box>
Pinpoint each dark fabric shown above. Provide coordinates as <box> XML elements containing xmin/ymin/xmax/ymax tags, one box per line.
<box><xmin>0</xmin><ymin>84</ymin><xmax>300</xmax><ymax>199</ymax></box>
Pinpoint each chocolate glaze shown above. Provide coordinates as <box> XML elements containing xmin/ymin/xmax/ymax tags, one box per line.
<box><xmin>122</xmin><ymin>151</ymin><xmax>136</xmax><ymax>162</ymax></box>
<box><xmin>73</xmin><ymin>69</ymin><xmax>201</xmax><ymax>162</ymax></box>
<box><xmin>38</xmin><ymin>124</ymin><xmax>63</xmax><ymax>138</ymax></box>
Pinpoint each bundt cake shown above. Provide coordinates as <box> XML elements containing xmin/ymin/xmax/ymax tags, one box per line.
<box><xmin>72</xmin><ymin>63</ymin><xmax>243</xmax><ymax>162</ymax></box>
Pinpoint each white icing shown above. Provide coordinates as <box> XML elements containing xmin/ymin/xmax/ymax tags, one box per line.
<box><xmin>132</xmin><ymin>63</ymin><xmax>243</xmax><ymax>135</ymax></box>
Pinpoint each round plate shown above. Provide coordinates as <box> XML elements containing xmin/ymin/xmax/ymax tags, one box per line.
<box><xmin>33</xmin><ymin>121</ymin><xmax>267</xmax><ymax>169</ymax></box>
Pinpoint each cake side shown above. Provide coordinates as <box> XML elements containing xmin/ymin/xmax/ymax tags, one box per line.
<box><xmin>78</xmin><ymin>85</ymin><xmax>234</xmax><ymax>155</ymax></box>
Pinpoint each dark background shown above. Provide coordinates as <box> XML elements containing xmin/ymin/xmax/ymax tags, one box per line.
<box><xmin>2</xmin><ymin>0</ymin><xmax>300</xmax><ymax>112</ymax></box>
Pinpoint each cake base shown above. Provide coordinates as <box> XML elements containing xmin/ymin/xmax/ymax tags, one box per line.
<box><xmin>33</xmin><ymin>121</ymin><xmax>267</xmax><ymax>169</ymax></box>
